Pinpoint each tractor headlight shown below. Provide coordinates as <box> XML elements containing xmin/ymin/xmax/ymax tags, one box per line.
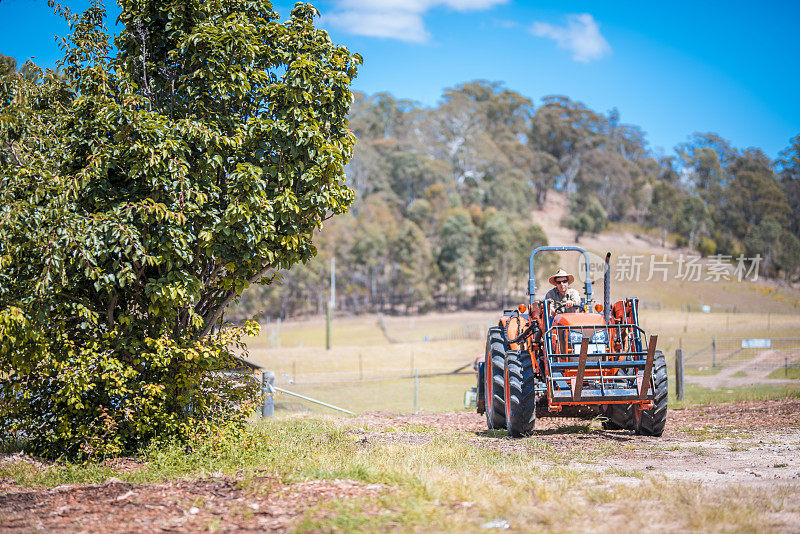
<box><xmin>591</xmin><ymin>330</ymin><xmax>608</xmax><ymax>343</ymax></box>
<box><xmin>568</xmin><ymin>330</ymin><xmax>583</xmax><ymax>344</ymax></box>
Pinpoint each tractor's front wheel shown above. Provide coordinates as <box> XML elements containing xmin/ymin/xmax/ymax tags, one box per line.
<box><xmin>600</xmin><ymin>404</ymin><xmax>633</xmax><ymax>430</ymax></box>
<box><xmin>485</xmin><ymin>327</ymin><xmax>507</xmax><ymax>431</ymax></box>
<box><xmin>505</xmin><ymin>350</ymin><xmax>536</xmax><ymax>437</ymax></box>
<box><xmin>634</xmin><ymin>350</ymin><xmax>668</xmax><ymax>436</ymax></box>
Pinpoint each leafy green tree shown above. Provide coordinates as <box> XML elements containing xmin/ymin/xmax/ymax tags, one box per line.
<box><xmin>530</xmin><ymin>150</ymin><xmax>560</xmax><ymax>206</ymax></box>
<box><xmin>675</xmin><ymin>195</ymin><xmax>711</xmax><ymax>250</ymax></box>
<box><xmin>437</xmin><ymin>209</ymin><xmax>478</xmax><ymax>305</ymax></box>
<box><xmin>745</xmin><ymin>217</ymin><xmax>782</xmax><ymax>274</ymax></box>
<box><xmin>607</xmin><ymin>108</ymin><xmax>649</xmax><ymax>162</ymax></box>
<box><xmin>386</xmin><ymin>150</ymin><xmax>448</xmax><ymax>208</ymax></box>
<box><xmin>530</xmin><ymin>95</ymin><xmax>608</xmax><ymax>190</ymax></box>
<box><xmin>575</xmin><ymin>148</ymin><xmax>635</xmax><ymax>221</ymax></box>
<box><xmin>0</xmin><ymin>54</ymin><xmax>16</xmax><ymax>77</ymax></box>
<box><xmin>776</xmin><ymin>134</ymin><xmax>800</xmax><ymax>238</ymax></box>
<box><xmin>776</xmin><ymin>231</ymin><xmax>800</xmax><ymax>282</ymax></box>
<box><xmin>647</xmin><ymin>181</ymin><xmax>680</xmax><ymax>246</ymax></box>
<box><xmin>485</xmin><ymin>170</ymin><xmax>537</xmax><ymax>213</ymax></box>
<box><xmin>563</xmin><ymin>195</ymin><xmax>607</xmax><ymax>242</ymax></box>
<box><xmin>0</xmin><ymin>0</ymin><xmax>359</xmax><ymax>459</ymax></box>
<box><xmin>720</xmin><ymin>150</ymin><xmax>789</xmax><ymax>239</ymax></box>
<box><xmin>477</xmin><ymin>211</ymin><xmax>548</xmax><ymax>306</ymax></box>
<box><xmin>391</xmin><ymin>221</ymin><xmax>434</xmax><ymax>312</ymax></box>
<box><xmin>350</xmin><ymin>198</ymin><xmax>396</xmax><ymax>310</ymax></box>
<box><xmin>477</xmin><ymin>211</ymin><xmax>516</xmax><ymax>304</ymax></box>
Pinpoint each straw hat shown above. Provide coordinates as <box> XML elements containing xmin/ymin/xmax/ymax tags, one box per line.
<box><xmin>549</xmin><ymin>268</ymin><xmax>574</xmax><ymax>286</ymax></box>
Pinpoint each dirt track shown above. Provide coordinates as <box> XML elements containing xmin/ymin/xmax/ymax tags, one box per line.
<box><xmin>2</xmin><ymin>399</ymin><xmax>799</xmax><ymax>532</ymax></box>
<box><xmin>688</xmin><ymin>349</ymin><xmax>800</xmax><ymax>389</ymax></box>
<box><xmin>355</xmin><ymin>399</ymin><xmax>800</xmax><ymax>486</ymax></box>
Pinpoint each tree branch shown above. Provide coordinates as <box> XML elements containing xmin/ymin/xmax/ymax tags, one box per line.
<box><xmin>195</xmin><ymin>263</ymin><xmax>274</xmax><ymax>339</ymax></box>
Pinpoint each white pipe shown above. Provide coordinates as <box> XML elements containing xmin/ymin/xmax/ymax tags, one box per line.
<box><xmin>273</xmin><ymin>386</ymin><xmax>355</xmax><ymax>415</ymax></box>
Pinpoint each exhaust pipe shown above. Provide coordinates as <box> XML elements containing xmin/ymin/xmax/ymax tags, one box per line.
<box><xmin>604</xmin><ymin>252</ymin><xmax>611</xmax><ymax>324</ymax></box>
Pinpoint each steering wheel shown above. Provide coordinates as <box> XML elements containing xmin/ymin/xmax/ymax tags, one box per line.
<box><xmin>552</xmin><ymin>301</ymin><xmax>570</xmax><ymax>314</ymax></box>
<box><xmin>552</xmin><ymin>300</ymin><xmax>580</xmax><ymax>314</ymax></box>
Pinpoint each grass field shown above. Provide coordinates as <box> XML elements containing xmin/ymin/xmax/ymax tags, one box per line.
<box><xmin>768</xmin><ymin>365</ymin><xmax>800</xmax><ymax>380</ymax></box>
<box><xmin>4</xmin><ymin>401</ymin><xmax>800</xmax><ymax>532</ymax></box>
<box><xmin>242</xmin><ymin>309</ymin><xmax>800</xmax><ymax>415</ymax></box>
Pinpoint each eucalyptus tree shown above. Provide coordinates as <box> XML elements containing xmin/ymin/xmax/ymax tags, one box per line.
<box><xmin>777</xmin><ymin>135</ymin><xmax>800</xmax><ymax>238</ymax></box>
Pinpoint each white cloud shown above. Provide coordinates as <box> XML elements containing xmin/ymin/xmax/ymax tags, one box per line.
<box><xmin>322</xmin><ymin>0</ymin><xmax>507</xmax><ymax>44</ymax></box>
<box><xmin>530</xmin><ymin>13</ymin><xmax>610</xmax><ymax>63</ymax></box>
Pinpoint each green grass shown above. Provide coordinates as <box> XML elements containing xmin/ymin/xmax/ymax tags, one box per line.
<box><xmin>279</xmin><ymin>374</ymin><xmax>475</xmax><ymax>414</ymax></box>
<box><xmin>767</xmin><ymin>365</ymin><xmax>800</xmax><ymax>380</ymax></box>
<box><xmin>3</xmin><ymin>417</ymin><xmax>795</xmax><ymax>532</ymax></box>
<box><xmin>685</xmin><ymin>366</ymin><xmax>724</xmax><ymax>376</ymax></box>
<box><xmin>669</xmin><ymin>383</ymin><xmax>800</xmax><ymax>409</ymax></box>
<box><xmin>240</xmin><ymin>308</ymin><xmax>800</xmax><ymax>415</ymax></box>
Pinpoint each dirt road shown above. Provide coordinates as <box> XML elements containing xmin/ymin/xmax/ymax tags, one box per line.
<box><xmin>688</xmin><ymin>349</ymin><xmax>800</xmax><ymax>389</ymax></box>
<box><xmin>2</xmin><ymin>399</ymin><xmax>799</xmax><ymax>532</ymax></box>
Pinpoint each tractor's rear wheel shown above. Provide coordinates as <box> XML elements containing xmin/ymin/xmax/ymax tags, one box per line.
<box><xmin>485</xmin><ymin>327</ymin><xmax>507</xmax><ymax>430</ymax></box>
<box><xmin>505</xmin><ymin>350</ymin><xmax>536</xmax><ymax>437</ymax></box>
<box><xmin>634</xmin><ymin>350</ymin><xmax>668</xmax><ymax>436</ymax></box>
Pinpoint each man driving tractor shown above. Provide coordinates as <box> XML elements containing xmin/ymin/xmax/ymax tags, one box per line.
<box><xmin>545</xmin><ymin>268</ymin><xmax>581</xmax><ymax>311</ymax></box>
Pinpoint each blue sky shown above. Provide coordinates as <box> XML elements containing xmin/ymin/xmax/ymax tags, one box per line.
<box><xmin>2</xmin><ymin>0</ymin><xmax>798</xmax><ymax>159</ymax></box>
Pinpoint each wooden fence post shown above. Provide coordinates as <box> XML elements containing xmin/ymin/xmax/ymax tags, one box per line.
<box><xmin>675</xmin><ymin>349</ymin><xmax>685</xmax><ymax>402</ymax></box>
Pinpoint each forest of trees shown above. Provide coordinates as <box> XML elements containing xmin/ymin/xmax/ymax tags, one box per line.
<box><xmin>233</xmin><ymin>81</ymin><xmax>800</xmax><ymax>319</ymax></box>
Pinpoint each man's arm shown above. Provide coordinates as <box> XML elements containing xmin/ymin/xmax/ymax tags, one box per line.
<box><xmin>565</xmin><ymin>288</ymin><xmax>581</xmax><ymax>305</ymax></box>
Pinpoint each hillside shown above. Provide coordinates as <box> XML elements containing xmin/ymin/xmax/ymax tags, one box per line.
<box><xmin>528</xmin><ymin>191</ymin><xmax>800</xmax><ymax>314</ymax></box>
<box><xmin>229</xmin><ymin>85</ymin><xmax>800</xmax><ymax>321</ymax></box>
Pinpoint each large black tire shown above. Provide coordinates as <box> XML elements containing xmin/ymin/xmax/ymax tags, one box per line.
<box><xmin>600</xmin><ymin>364</ymin><xmax>637</xmax><ymax>430</ymax></box>
<box><xmin>505</xmin><ymin>350</ymin><xmax>536</xmax><ymax>437</ymax></box>
<box><xmin>635</xmin><ymin>350</ymin><xmax>668</xmax><ymax>436</ymax></box>
<box><xmin>485</xmin><ymin>327</ymin><xmax>506</xmax><ymax>431</ymax></box>
<box><xmin>600</xmin><ymin>404</ymin><xmax>633</xmax><ymax>430</ymax></box>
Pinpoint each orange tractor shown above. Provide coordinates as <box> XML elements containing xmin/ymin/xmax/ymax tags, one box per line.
<box><xmin>476</xmin><ymin>246</ymin><xmax>667</xmax><ymax>437</ymax></box>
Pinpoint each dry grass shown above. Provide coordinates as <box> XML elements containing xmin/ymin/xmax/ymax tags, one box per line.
<box><xmin>5</xmin><ymin>408</ymin><xmax>800</xmax><ymax>532</ymax></box>
<box><xmin>239</xmin><ymin>308</ymin><xmax>800</xmax><ymax>415</ymax></box>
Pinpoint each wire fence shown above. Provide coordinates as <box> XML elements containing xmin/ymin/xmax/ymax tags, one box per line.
<box><xmin>683</xmin><ymin>337</ymin><xmax>800</xmax><ymax>374</ymax></box>
<box><xmin>267</xmin><ymin>363</ymin><xmax>478</xmax><ymax>414</ymax></box>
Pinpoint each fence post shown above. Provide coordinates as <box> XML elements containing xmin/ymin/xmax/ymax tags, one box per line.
<box><xmin>326</xmin><ymin>303</ymin><xmax>331</xmax><ymax>350</ymax></box>
<box><xmin>413</xmin><ymin>368</ymin><xmax>418</xmax><ymax>413</ymax></box>
<box><xmin>261</xmin><ymin>370</ymin><xmax>275</xmax><ymax>418</ymax></box>
<box><xmin>675</xmin><ymin>349</ymin><xmax>685</xmax><ymax>402</ymax></box>
<box><xmin>712</xmin><ymin>335</ymin><xmax>716</xmax><ymax>368</ymax></box>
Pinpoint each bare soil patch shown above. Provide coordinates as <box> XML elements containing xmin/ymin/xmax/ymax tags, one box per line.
<box><xmin>350</xmin><ymin>399</ymin><xmax>800</xmax><ymax>486</ymax></box>
<box><xmin>0</xmin><ymin>476</ymin><xmax>385</xmax><ymax>533</ymax></box>
<box><xmin>2</xmin><ymin>399</ymin><xmax>799</xmax><ymax>532</ymax></box>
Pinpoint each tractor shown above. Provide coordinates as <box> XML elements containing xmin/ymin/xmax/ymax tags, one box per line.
<box><xmin>476</xmin><ymin>246</ymin><xmax>667</xmax><ymax>437</ymax></box>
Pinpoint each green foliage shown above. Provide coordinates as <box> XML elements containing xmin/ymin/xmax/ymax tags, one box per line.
<box><xmin>563</xmin><ymin>195</ymin><xmax>607</xmax><ymax>242</ymax></box>
<box><xmin>437</xmin><ymin>209</ymin><xmax>478</xmax><ymax>302</ymax></box>
<box><xmin>238</xmin><ymin>82</ymin><xmax>800</xmax><ymax>317</ymax></box>
<box><xmin>476</xmin><ymin>211</ymin><xmax>549</xmax><ymax>305</ymax></box>
<box><xmin>0</xmin><ymin>0</ymin><xmax>359</xmax><ymax>460</ymax></box>
<box><xmin>776</xmin><ymin>231</ymin><xmax>800</xmax><ymax>282</ymax></box>
<box><xmin>696</xmin><ymin>236</ymin><xmax>717</xmax><ymax>257</ymax></box>
<box><xmin>393</xmin><ymin>220</ymin><xmax>434</xmax><ymax>312</ymax></box>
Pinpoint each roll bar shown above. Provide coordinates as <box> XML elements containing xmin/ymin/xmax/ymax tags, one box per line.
<box><xmin>528</xmin><ymin>246</ymin><xmax>593</xmax><ymax>308</ymax></box>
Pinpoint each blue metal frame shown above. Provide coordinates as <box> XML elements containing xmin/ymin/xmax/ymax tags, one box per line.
<box><xmin>528</xmin><ymin>246</ymin><xmax>594</xmax><ymax>308</ymax></box>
